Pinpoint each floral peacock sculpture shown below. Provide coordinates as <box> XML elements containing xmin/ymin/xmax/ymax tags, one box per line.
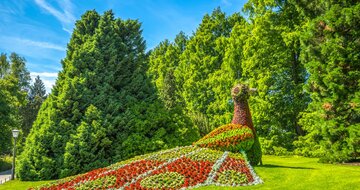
<box><xmin>194</xmin><ymin>84</ymin><xmax>262</xmax><ymax>165</ymax></box>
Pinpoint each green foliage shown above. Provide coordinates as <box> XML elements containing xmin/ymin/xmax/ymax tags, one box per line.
<box><xmin>20</xmin><ymin>75</ymin><xmax>47</xmax><ymax>138</ymax></box>
<box><xmin>0</xmin><ymin>53</ymin><xmax>30</xmax><ymax>154</ymax></box>
<box><xmin>246</xmin><ymin>136</ymin><xmax>262</xmax><ymax>165</ymax></box>
<box><xmin>240</xmin><ymin>0</ymin><xmax>309</xmax><ymax>153</ymax></box>
<box><xmin>0</xmin><ymin>155</ymin><xmax>12</xmax><ymax>172</ymax></box>
<box><xmin>174</xmin><ymin>8</ymin><xmax>244</xmax><ymax>131</ymax></box>
<box><xmin>295</xmin><ymin>2</ymin><xmax>360</xmax><ymax>162</ymax></box>
<box><xmin>18</xmin><ymin>10</ymin><xmax>199</xmax><ymax>180</ymax></box>
<box><xmin>61</xmin><ymin>105</ymin><xmax>111</xmax><ymax>177</ymax></box>
<box><xmin>149</xmin><ymin>5</ymin><xmax>309</xmax><ymax>156</ymax></box>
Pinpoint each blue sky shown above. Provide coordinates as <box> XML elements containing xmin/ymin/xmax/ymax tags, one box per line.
<box><xmin>0</xmin><ymin>0</ymin><xmax>246</xmax><ymax>92</ymax></box>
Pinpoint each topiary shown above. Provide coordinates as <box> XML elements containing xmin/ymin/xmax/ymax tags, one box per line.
<box><xmin>194</xmin><ymin>84</ymin><xmax>262</xmax><ymax>165</ymax></box>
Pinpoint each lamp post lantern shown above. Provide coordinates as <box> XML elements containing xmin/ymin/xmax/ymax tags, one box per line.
<box><xmin>11</xmin><ymin>129</ymin><xmax>20</xmax><ymax>180</ymax></box>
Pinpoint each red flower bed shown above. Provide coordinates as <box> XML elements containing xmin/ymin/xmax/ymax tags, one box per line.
<box><xmin>31</xmin><ymin>146</ymin><xmax>262</xmax><ymax>190</ymax></box>
<box><xmin>128</xmin><ymin>157</ymin><xmax>213</xmax><ymax>189</ymax></box>
<box><xmin>35</xmin><ymin>160</ymin><xmax>163</xmax><ymax>190</ymax></box>
<box><xmin>33</xmin><ymin>167</ymin><xmax>108</xmax><ymax>190</ymax></box>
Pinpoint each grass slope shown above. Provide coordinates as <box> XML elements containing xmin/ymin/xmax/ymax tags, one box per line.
<box><xmin>0</xmin><ymin>155</ymin><xmax>358</xmax><ymax>190</ymax></box>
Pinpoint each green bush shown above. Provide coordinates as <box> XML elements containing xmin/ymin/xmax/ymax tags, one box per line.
<box><xmin>246</xmin><ymin>136</ymin><xmax>262</xmax><ymax>165</ymax></box>
<box><xmin>0</xmin><ymin>155</ymin><xmax>12</xmax><ymax>172</ymax></box>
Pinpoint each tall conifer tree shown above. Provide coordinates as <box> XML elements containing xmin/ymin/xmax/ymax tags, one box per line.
<box><xmin>18</xmin><ymin>10</ymin><xmax>198</xmax><ymax>180</ymax></box>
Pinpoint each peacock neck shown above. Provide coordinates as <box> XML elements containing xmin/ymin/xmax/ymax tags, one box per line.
<box><xmin>232</xmin><ymin>99</ymin><xmax>256</xmax><ymax>136</ymax></box>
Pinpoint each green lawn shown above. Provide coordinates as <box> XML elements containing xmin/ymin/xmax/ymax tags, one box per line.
<box><xmin>0</xmin><ymin>155</ymin><xmax>359</xmax><ymax>190</ymax></box>
<box><xmin>0</xmin><ymin>180</ymin><xmax>52</xmax><ymax>190</ymax></box>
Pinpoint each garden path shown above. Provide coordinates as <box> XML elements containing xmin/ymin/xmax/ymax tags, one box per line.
<box><xmin>0</xmin><ymin>170</ymin><xmax>11</xmax><ymax>184</ymax></box>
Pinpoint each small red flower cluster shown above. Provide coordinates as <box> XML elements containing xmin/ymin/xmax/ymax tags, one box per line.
<box><xmin>214</xmin><ymin>157</ymin><xmax>254</xmax><ymax>183</ymax></box>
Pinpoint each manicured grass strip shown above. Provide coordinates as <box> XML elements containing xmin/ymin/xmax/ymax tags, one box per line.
<box><xmin>0</xmin><ymin>180</ymin><xmax>54</xmax><ymax>190</ymax></box>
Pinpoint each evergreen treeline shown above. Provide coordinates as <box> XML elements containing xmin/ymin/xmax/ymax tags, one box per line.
<box><xmin>149</xmin><ymin>0</ymin><xmax>359</xmax><ymax>163</ymax></box>
<box><xmin>17</xmin><ymin>10</ymin><xmax>199</xmax><ymax>180</ymax></box>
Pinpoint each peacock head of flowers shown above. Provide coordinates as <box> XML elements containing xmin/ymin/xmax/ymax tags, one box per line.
<box><xmin>231</xmin><ymin>84</ymin><xmax>250</xmax><ymax>102</ymax></box>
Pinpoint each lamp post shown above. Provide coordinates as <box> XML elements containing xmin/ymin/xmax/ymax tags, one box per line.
<box><xmin>11</xmin><ymin>129</ymin><xmax>20</xmax><ymax>180</ymax></box>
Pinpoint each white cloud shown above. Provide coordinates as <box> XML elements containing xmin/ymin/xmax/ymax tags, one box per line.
<box><xmin>34</xmin><ymin>0</ymin><xmax>75</xmax><ymax>34</ymax></box>
<box><xmin>14</xmin><ymin>38</ymin><xmax>65</xmax><ymax>51</ymax></box>
<box><xmin>42</xmin><ymin>78</ymin><xmax>56</xmax><ymax>93</ymax></box>
<box><xmin>30</xmin><ymin>72</ymin><xmax>58</xmax><ymax>78</ymax></box>
<box><xmin>221</xmin><ymin>0</ymin><xmax>232</xmax><ymax>6</ymax></box>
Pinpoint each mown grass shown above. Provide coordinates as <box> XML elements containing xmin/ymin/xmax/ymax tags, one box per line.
<box><xmin>0</xmin><ymin>155</ymin><xmax>12</xmax><ymax>172</ymax></box>
<box><xmin>0</xmin><ymin>155</ymin><xmax>359</xmax><ymax>190</ymax></box>
<box><xmin>198</xmin><ymin>155</ymin><xmax>360</xmax><ymax>190</ymax></box>
<box><xmin>0</xmin><ymin>180</ymin><xmax>52</xmax><ymax>190</ymax></box>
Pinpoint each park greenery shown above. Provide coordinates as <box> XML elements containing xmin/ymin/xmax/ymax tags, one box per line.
<box><xmin>0</xmin><ymin>155</ymin><xmax>359</xmax><ymax>190</ymax></box>
<box><xmin>0</xmin><ymin>0</ymin><xmax>358</xmax><ymax>186</ymax></box>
